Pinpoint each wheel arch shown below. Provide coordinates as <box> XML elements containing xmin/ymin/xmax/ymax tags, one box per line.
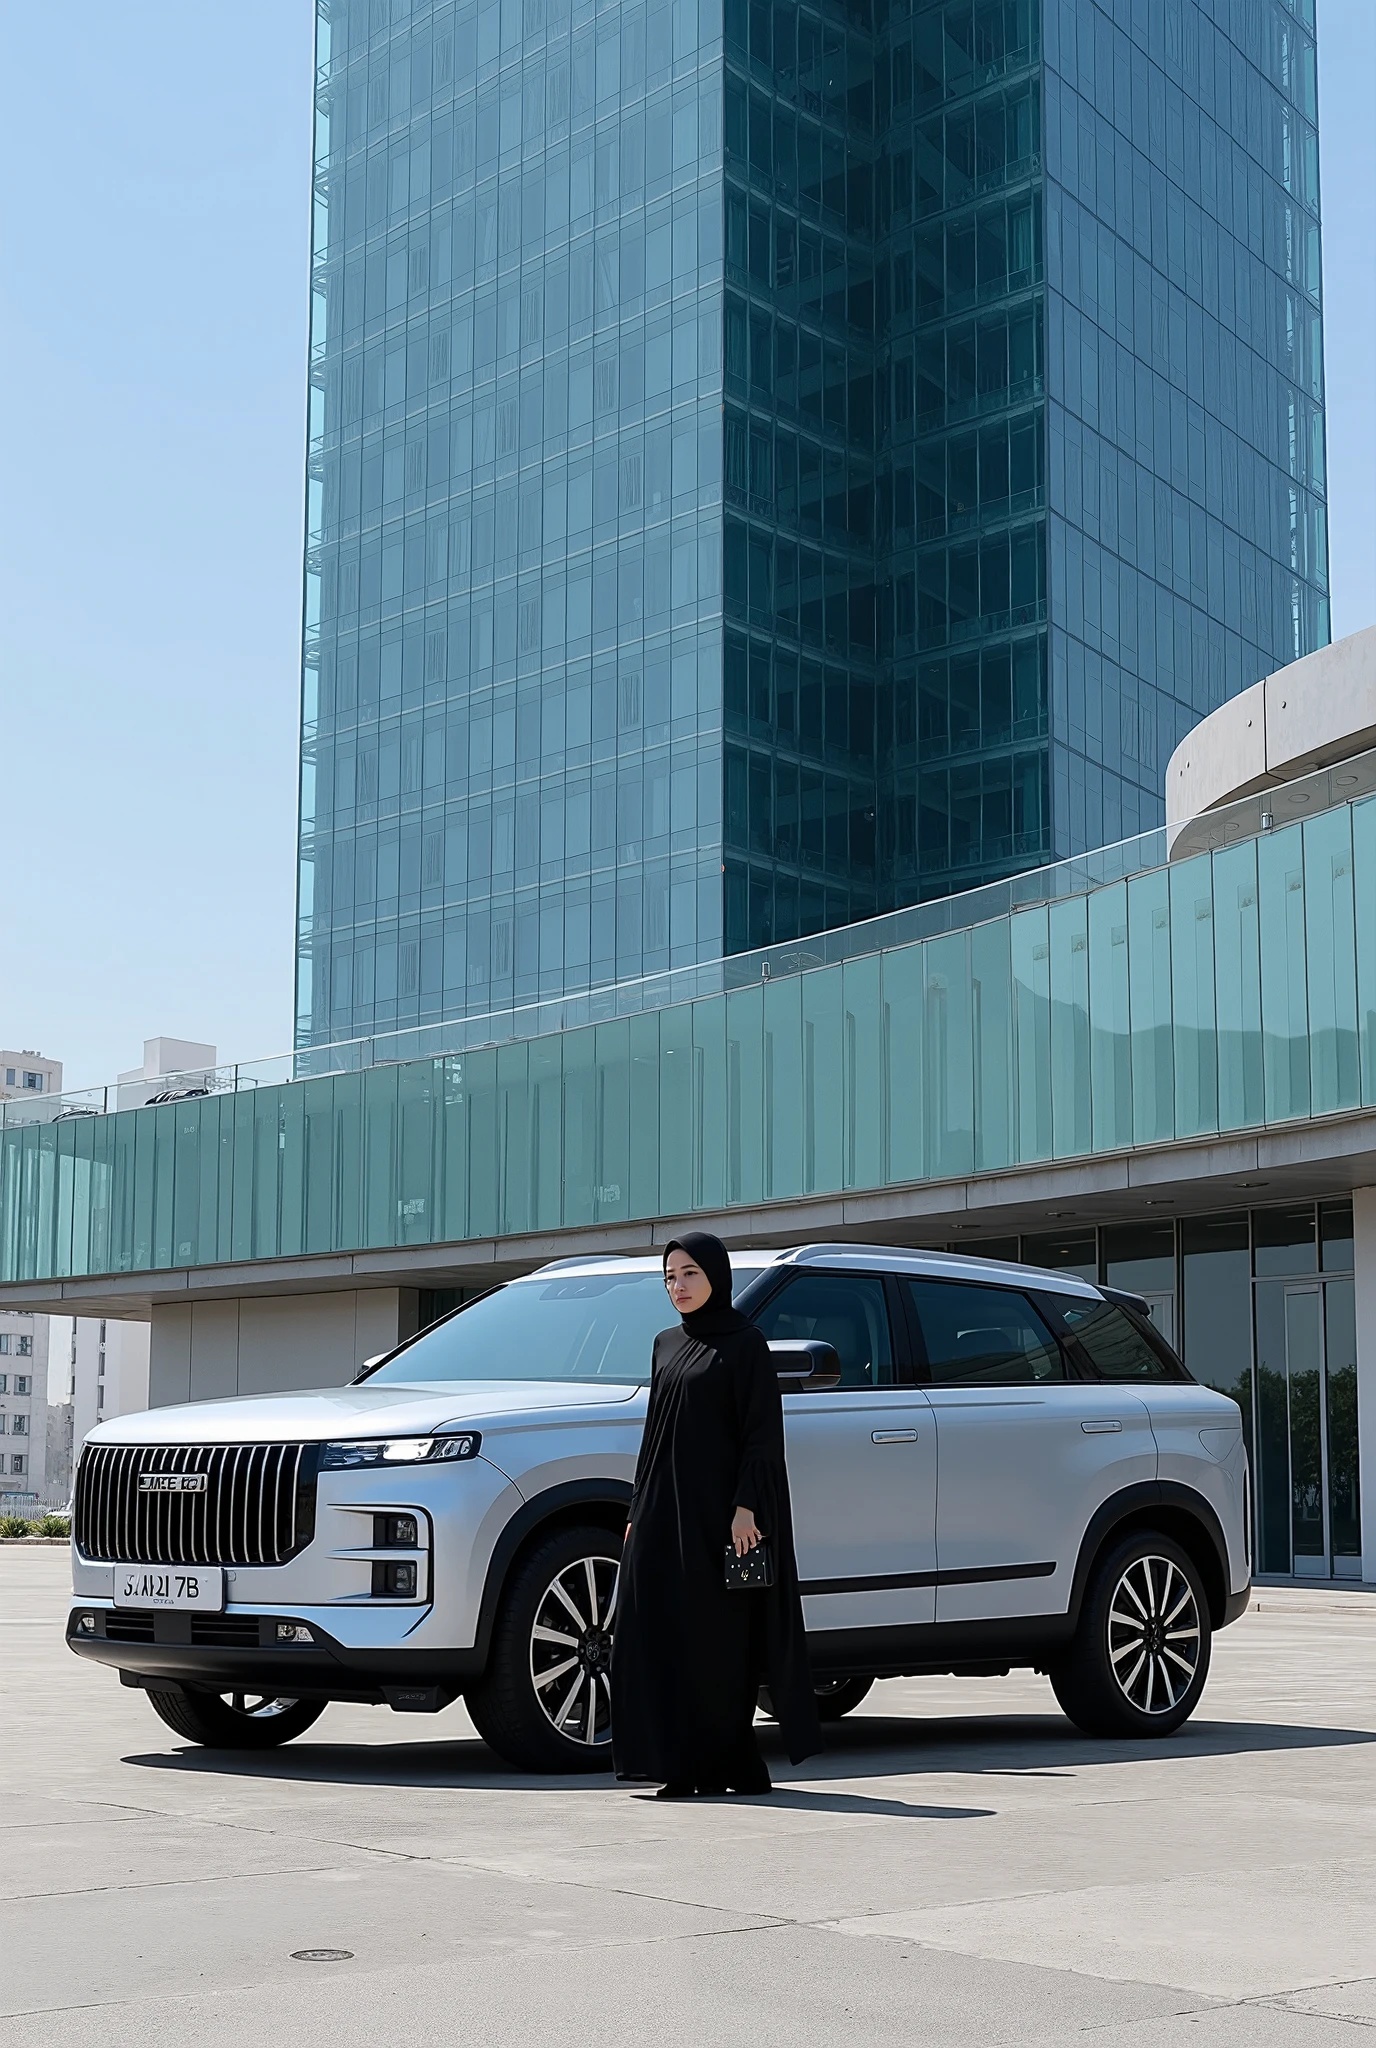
<box><xmin>1069</xmin><ymin>1482</ymin><xmax>1231</xmax><ymax>1631</ymax></box>
<box><xmin>471</xmin><ymin>1479</ymin><xmax>631</xmax><ymax>1674</ymax></box>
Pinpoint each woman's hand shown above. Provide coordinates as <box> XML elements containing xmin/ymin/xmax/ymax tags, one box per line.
<box><xmin>731</xmin><ymin>1506</ymin><xmax>762</xmax><ymax>1556</ymax></box>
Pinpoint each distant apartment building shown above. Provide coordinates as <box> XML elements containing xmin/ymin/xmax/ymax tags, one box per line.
<box><xmin>58</xmin><ymin>1314</ymin><xmax>150</xmax><ymax>1460</ymax></box>
<box><xmin>0</xmin><ymin>1039</ymin><xmax>203</xmax><ymax>1490</ymax></box>
<box><xmin>0</xmin><ymin>1309</ymin><xmax>50</xmax><ymax>1505</ymax></box>
<box><xmin>0</xmin><ymin>1052</ymin><xmax>60</xmax><ymax>1503</ymax></box>
<box><xmin>0</xmin><ymin>1049</ymin><xmax>60</xmax><ymax>1103</ymax></box>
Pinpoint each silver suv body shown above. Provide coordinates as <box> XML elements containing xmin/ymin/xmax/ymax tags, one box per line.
<box><xmin>68</xmin><ymin>1245</ymin><xmax>1250</xmax><ymax>1765</ymax></box>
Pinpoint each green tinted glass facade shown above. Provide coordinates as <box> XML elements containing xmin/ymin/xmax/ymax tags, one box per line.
<box><xmin>1043</xmin><ymin>0</ymin><xmax>1328</xmax><ymax>854</ymax></box>
<box><xmin>7</xmin><ymin>792</ymin><xmax>1373</xmax><ymax>1284</ymax></box>
<box><xmin>303</xmin><ymin>0</ymin><xmax>731</xmax><ymax>1050</ymax></box>
<box><xmin>300</xmin><ymin>0</ymin><xmax>1326</xmax><ymax>1039</ymax></box>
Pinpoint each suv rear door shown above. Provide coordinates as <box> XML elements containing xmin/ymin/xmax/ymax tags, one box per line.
<box><xmin>901</xmin><ymin>1278</ymin><xmax>1157</xmax><ymax>1624</ymax></box>
<box><xmin>753</xmin><ymin>1269</ymin><xmax>938</xmax><ymax>1633</ymax></box>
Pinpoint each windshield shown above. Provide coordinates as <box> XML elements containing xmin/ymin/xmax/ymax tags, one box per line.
<box><xmin>365</xmin><ymin>1266</ymin><xmax>770</xmax><ymax>1386</ymax></box>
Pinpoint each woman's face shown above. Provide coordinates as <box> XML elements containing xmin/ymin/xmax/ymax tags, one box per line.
<box><xmin>664</xmin><ymin>1249</ymin><xmax>714</xmax><ymax>1316</ymax></box>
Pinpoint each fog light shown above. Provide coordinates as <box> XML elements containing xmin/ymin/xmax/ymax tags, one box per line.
<box><xmin>372</xmin><ymin>1560</ymin><xmax>417</xmax><ymax>1598</ymax></box>
<box><xmin>378</xmin><ymin>1514</ymin><xmax>418</xmax><ymax>1549</ymax></box>
<box><xmin>76</xmin><ymin>1612</ymin><xmax>97</xmax><ymax>1634</ymax></box>
<box><xmin>276</xmin><ymin>1623</ymin><xmax>314</xmax><ymax>1644</ymax></box>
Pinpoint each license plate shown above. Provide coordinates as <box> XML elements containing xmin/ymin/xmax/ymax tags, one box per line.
<box><xmin>114</xmin><ymin>1565</ymin><xmax>224</xmax><ymax>1613</ymax></box>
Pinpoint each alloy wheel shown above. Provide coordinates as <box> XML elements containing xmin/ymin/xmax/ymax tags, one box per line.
<box><xmin>528</xmin><ymin>1552</ymin><xmax>619</xmax><ymax>1749</ymax></box>
<box><xmin>1107</xmin><ymin>1554</ymin><xmax>1201</xmax><ymax>1714</ymax></box>
<box><xmin>220</xmin><ymin>1693</ymin><xmax>303</xmax><ymax>1720</ymax></box>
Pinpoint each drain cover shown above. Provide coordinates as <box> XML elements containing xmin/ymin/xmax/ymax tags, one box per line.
<box><xmin>291</xmin><ymin>1949</ymin><xmax>354</xmax><ymax>1962</ymax></box>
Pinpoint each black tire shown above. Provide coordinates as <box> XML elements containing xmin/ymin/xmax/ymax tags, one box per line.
<box><xmin>814</xmin><ymin>1675</ymin><xmax>875</xmax><ymax>1720</ymax></box>
<box><xmin>465</xmin><ymin>1523</ymin><xmax>620</xmax><ymax>1773</ymax></box>
<box><xmin>146</xmin><ymin>1688</ymin><xmax>326</xmax><ymax>1749</ymax></box>
<box><xmin>1050</xmin><ymin>1531</ymin><xmax>1211</xmax><ymax>1738</ymax></box>
<box><xmin>760</xmin><ymin>1675</ymin><xmax>875</xmax><ymax>1722</ymax></box>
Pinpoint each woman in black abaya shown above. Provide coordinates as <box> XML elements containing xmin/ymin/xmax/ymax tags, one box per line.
<box><xmin>611</xmin><ymin>1231</ymin><xmax>821</xmax><ymax>1796</ymax></box>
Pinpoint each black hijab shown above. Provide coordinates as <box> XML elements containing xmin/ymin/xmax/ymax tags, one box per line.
<box><xmin>662</xmin><ymin>1231</ymin><xmax>749</xmax><ymax>1339</ymax></box>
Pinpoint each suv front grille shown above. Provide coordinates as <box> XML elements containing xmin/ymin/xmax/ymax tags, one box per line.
<box><xmin>75</xmin><ymin>1443</ymin><xmax>317</xmax><ymax>1566</ymax></box>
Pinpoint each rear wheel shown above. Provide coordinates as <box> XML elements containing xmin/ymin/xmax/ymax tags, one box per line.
<box><xmin>146</xmin><ymin>1689</ymin><xmax>325</xmax><ymax>1749</ymax></box>
<box><xmin>814</xmin><ymin>1675</ymin><xmax>875</xmax><ymax>1720</ymax></box>
<box><xmin>1051</xmin><ymin>1531</ymin><xmax>1211</xmax><ymax>1738</ymax></box>
<box><xmin>465</xmin><ymin>1523</ymin><xmax>620</xmax><ymax>1773</ymax></box>
<box><xmin>759</xmin><ymin>1674</ymin><xmax>875</xmax><ymax>1721</ymax></box>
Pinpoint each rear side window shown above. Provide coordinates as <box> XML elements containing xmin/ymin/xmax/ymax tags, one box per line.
<box><xmin>904</xmin><ymin>1281</ymin><xmax>1065</xmax><ymax>1385</ymax></box>
<box><xmin>1052</xmin><ymin>1299</ymin><xmax>1182</xmax><ymax>1381</ymax></box>
<box><xmin>753</xmin><ymin>1272</ymin><xmax>894</xmax><ymax>1388</ymax></box>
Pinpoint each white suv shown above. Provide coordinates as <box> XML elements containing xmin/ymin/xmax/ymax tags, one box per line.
<box><xmin>68</xmin><ymin>1245</ymin><xmax>1250</xmax><ymax>1768</ymax></box>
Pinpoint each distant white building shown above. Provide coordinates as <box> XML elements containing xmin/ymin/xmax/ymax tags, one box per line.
<box><xmin>0</xmin><ymin>1053</ymin><xmax>61</xmax><ymax>1509</ymax></box>
<box><xmin>0</xmin><ymin>1038</ymin><xmax>213</xmax><ymax>1502</ymax></box>
<box><xmin>0</xmin><ymin>1308</ymin><xmax>51</xmax><ymax>1508</ymax></box>
<box><xmin>117</xmin><ymin>1037</ymin><xmax>218</xmax><ymax>1111</ymax></box>
<box><xmin>57</xmin><ymin>1314</ymin><xmax>151</xmax><ymax>1466</ymax></box>
<box><xmin>0</xmin><ymin>1048</ymin><xmax>61</xmax><ymax>1103</ymax></box>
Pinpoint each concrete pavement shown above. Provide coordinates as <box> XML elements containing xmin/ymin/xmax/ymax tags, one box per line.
<box><xmin>4</xmin><ymin>1548</ymin><xmax>1376</xmax><ymax>2044</ymax></box>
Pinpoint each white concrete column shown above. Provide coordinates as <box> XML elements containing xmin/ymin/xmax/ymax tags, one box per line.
<box><xmin>148</xmin><ymin>1289</ymin><xmax>420</xmax><ymax>1408</ymax></box>
<box><xmin>1354</xmin><ymin>1187</ymin><xmax>1376</xmax><ymax>1584</ymax></box>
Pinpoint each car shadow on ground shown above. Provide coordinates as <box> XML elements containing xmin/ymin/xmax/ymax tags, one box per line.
<box><xmin>121</xmin><ymin>1709</ymin><xmax>1376</xmax><ymax>1797</ymax></box>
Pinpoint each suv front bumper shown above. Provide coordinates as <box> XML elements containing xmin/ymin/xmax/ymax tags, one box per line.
<box><xmin>66</xmin><ymin>1605</ymin><xmax>484</xmax><ymax>1705</ymax></box>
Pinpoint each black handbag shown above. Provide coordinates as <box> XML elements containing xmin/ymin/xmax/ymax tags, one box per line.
<box><xmin>724</xmin><ymin>1538</ymin><xmax>774</xmax><ymax>1590</ymax></box>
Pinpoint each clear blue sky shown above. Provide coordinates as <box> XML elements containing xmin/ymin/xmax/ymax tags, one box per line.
<box><xmin>1</xmin><ymin>2</ymin><xmax>1372</xmax><ymax>1092</ymax></box>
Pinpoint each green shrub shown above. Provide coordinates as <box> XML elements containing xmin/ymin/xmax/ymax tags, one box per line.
<box><xmin>37</xmin><ymin>1514</ymin><xmax>70</xmax><ymax>1538</ymax></box>
<box><xmin>0</xmin><ymin>1515</ymin><xmax>33</xmax><ymax>1538</ymax></box>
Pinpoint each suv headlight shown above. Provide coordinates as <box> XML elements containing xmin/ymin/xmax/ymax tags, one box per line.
<box><xmin>320</xmin><ymin>1433</ymin><xmax>481</xmax><ymax>1470</ymax></box>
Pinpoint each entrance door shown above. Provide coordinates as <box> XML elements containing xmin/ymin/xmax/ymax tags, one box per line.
<box><xmin>1324</xmin><ymin>1279</ymin><xmax>1362</xmax><ymax>1578</ymax></box>
<box><xmin>1284</xmin><ymin>1287</ymin><xmax>1327</xmax><ymax>1575</ymax></box>
<box><xmin>1255</xmin><ymin>1278</ymin><xmax>1362</xmax><ymax>1579</ymax></box>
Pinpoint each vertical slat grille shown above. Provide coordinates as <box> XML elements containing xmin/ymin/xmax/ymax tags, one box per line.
<box><xmin>73</xmin><ymin>1443</ymin><xmax>316</xmax><ymax>1566</ymax></box>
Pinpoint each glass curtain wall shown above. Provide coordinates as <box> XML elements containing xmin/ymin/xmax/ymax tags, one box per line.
<box><xmin>301</xmin><ymin>0</ymin><xmax>730</xmax><ymax>1048</ymax></box>
<box><xmin>1042</xmin><ymin>0</ymin><xmax>1329</xmax><ymax>856</ymax></box>
<box><xmin>720</xmin><ymin>0</ymin><xmax>1049</xmax><ymax>950</ymax></box>
<box><xmin>301</xmin><ymin>0</ymin><xmax>1331</xmax><ymax>1026</ymax></box>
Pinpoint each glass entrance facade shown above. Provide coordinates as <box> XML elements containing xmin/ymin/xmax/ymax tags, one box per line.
<box><xmin>301</xmin><ymin>0</ymin><xmax>1328</xmax><ymax>1045</ymax></box>
<box><xmin>989</xmin><ymin>1202</ymin><xmax>1361</xmax><ymax>1581</ymax></box>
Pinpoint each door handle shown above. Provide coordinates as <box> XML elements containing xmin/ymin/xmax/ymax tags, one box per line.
<box><xmin>872</xmin><ymin>1429</ymin><xmax>919</xmax><ymax>1443</ymax></box>
<box><xmin>1082</xmin><ymin>1419</ymin><xmax>1123</xmax><ymax>1434</ymax></box>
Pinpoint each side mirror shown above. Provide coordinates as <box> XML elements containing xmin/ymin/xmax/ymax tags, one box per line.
<box><xmin>768</xmin><ymin>1339</ymin><xmax>842</xmax><ymax>1392</ymax></box>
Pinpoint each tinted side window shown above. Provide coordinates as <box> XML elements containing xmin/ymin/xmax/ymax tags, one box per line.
<box><xmin>1055</xmin><ymin>1299</ymin><xmax>1180</xmax><ymax>1381</ymax></box>
<box><xmin>753</xmin><ymin>1272</ymin><xmax>894</xmax><ymax>1388</ymax></box>
<box><xmin>905</xmin><ymin>1280</ymin><xmax>1065</xmax><ymax>1385</ymax></box>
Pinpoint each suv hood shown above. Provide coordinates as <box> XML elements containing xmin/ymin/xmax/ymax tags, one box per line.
<box><xmin>87</xmin><ymin>1379</ymin><xmax>643</xmax><ymax>1447</ymax></box>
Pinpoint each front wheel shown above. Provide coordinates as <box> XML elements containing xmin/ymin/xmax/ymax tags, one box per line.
<box><xmin>146</xmin><ymin>1689</ymin><xmax>325</xmax><ymax>1749</ymax></box>
<box><xmin>1050</xmin><ymin>1531</ymin><xmax>1211</xmax><ymax>1738</ymax></box>
<box><xmin>465</xmin><ymin>1524</ymin><xmax>620</xmax><ymax>1773</ymax></box>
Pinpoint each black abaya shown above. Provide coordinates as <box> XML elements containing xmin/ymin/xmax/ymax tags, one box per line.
<box><xmin>611</xmin><ymin>1236</ymin><xmax>821</xmax><ymax>1784</ymax></box>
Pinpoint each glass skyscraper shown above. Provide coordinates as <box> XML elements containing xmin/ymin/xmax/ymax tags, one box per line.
<box><xmin>298</xmin><ymin>0</ymin><xmax>1326</xmax><ymax>1047</ymax></box>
